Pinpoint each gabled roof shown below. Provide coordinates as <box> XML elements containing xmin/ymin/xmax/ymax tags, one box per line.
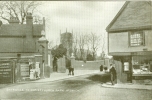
<box><xmin>106</xmin><ymin>1</ymin><xmax>152</xmax><ymax>32</ymax></box>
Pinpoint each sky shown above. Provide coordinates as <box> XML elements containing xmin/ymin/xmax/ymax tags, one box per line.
<box><xmin>38</xmin><ymin>1</ymin><xmax>125</xmax><ymax>39</ymax></box>
<box><xmin>0</xmin><ymin>1</ymin><xmax>124</xmax><ymax>56</ymax></box>
<box><xmin>36</xmin><ymin>1</ymin><xmax>125</xmax><ymax>55</ymax></box>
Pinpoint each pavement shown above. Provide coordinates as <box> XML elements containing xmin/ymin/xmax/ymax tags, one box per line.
<box><xmin>101</xmin><ymin>82</ymin><xmax>152</xmax><ymax>90</ymax></box>
<box><xmin>30</xmin><ymin>70</ymin><xmax>101</xmax><ymax>83</ymax></box>
<box><xmin>0</xmin><ymin>70</ymin><xmax>152</xmax><ymax>90</ymax></box>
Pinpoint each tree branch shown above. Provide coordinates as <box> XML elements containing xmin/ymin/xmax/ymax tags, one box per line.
<box><xmin>0</xmin><ymin>11</ymin><xmax>9</xmax><ymax>22</ymax></box>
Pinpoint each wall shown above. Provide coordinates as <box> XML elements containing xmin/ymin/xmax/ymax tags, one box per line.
<box><xmin>0</xmin><ymin>53</ymin><xmax>40</xmax><ymax>58</ymax></box>
<box><xmin>109</xmin><ymin>30</ymin><xmax>152</xmax><ymax>53</ymax></box>
<box><xmin>24</xmin><ymin>25</ymin><xmax>35</xmax><ymax>52</ymax></box>
<box><xmin>0</xmin><ymin>37</ymin><xmax>24</xmax><ymax>52</ymax></box>
<box><xmin>73</xmin><ymin>60</ymin><xmax>104</xmax><ymax>70</ymax></box>
<box><xmin>0</xmin><ymin>24</ymin><xmax>42</xmax><ymax>53</ymax></box>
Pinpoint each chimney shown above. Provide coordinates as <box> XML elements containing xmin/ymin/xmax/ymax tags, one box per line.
<box><xmin>26</xmin><ymin>12</ymin><xmax>33</xmax><ymax>25</ymax></box>
<box><xmin>9</xmin><ymin>17</ymin><xmax>19</xmax><ymax>24</ymax></box>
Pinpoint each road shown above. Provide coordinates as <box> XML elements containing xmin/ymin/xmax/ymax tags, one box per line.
<box><xmin>0</xmin><ymin>74</ymin><xmax>152</xmax><ymax>100</ymax></box>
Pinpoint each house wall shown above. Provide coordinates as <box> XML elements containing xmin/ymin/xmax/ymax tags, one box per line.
<box><xmin>24</xmin><ymin>25</ymin><xmax>35</xmax><ymax>52</ymax></box>
<box><xmin>109</xmin><ymin>30</ymin><xmax>152</xmax><ymax>53</ymax></box>
<box><xmin>0</xmin><ymin>36</ymin><xmax>39</xmax><ymax>53</ymax></box>
<box><xmin>0</xmin><ymin>37</ymin><xmax>24</xmax><ymax>52</ymax></box>
<box><xmin>0</xmin><ymin>24</ymin><xmax>41</xmax><ymax>53</ymax></box>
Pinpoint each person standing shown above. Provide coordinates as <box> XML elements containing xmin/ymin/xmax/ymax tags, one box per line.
<box><xmin>110</xmin><ymin>64</ymin><xmax>117</xmax><ymax>85</ymax></box>
<box><xmin>67</xmin><ymin>58</ymin><xmax>72</xmax><ymax>75</ymax></box>
<box><xmin>67</xmin><ymin>58</ymin><xmax>74</xmax><ymax>76</ymax></box>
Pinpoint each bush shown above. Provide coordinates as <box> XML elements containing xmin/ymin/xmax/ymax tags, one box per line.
<box><xmin>87</xmin><ymin>54</ymin><xmax>94</xmax><ymax>61</ymax></box>
<box><xmin>104</xmin><ymin>67</ymin><xmax>108</xmax><ymax>70</ymax></box>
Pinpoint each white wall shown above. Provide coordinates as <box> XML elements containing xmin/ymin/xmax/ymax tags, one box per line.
<box><xmin>109</xmin><ymin>30</ymin><xmax>152</xmax><ymax>53</ymax></box>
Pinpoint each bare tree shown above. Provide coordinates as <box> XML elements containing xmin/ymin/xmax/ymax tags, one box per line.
<box><xmin>0</xmin><ymin>1</ymin><xmax>41</xmax><ymax>24</ymax></box>
<box><xmin>72</xmin><ymin>32</ymin><xmax>78</xmax><ymax>58</ymax></box>
<box><xmin>84</xmin><ymin>34</ymin><xmax>91</xmax><ymax>56</ymax></box>
<box><xmin>88</xmin><ymin>32</ymin><xmax>101</xmax><ymax>60</ymax></box>
<box><xmin>101</xmin><ymin>32</ymin><xmax>106</xmax><ymax>52</ymax></box>
<box><xmin>100</xmin><ymin>32</ymin><xmax>106</xmax><ymax>59</ymax></box>
<box><xmin>77</xmin><ymin>33</ymin><xmax>86</xmax><ymax>60</ymax></box>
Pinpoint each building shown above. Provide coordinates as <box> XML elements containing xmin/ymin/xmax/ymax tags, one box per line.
<box><xmin>0</xmin><ymin>13</ymin><xmax>46</xmax><ymax>57</ymax></box>
<box><xmin>60</xmin><ymin>30</ymin><xmax>73</xmax><ymax>57</ymax></box>
<box><xmin>0</xmin><ymin>13</ymin><xmax>49</xmax><ymax>83</ymax></box>
<box><xmin>106</xmin><ymin>1</ymin><xmax>152</xmax><ymax>83</ymax></box>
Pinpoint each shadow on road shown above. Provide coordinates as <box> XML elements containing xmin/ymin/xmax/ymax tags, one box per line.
<box><xmin>86</xmin><ymin>74</ymin><xmax>110</xmax><ymax>83</ymax></box>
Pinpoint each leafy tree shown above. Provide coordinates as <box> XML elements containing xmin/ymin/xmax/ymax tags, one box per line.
<box><xmin>51</xmin><ymin>44</ymin><xmax>67</xmax><ymax>58</ymax></box>
<box><xmin>51</xmin><ymin>44</ymin><xmax>67</xmax><ymax>70</ymax></box>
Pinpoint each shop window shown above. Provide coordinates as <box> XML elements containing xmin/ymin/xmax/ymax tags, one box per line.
<box><xmin>132</xmin><ymin>56</ymin><xmax>152</xmax><ymax>76</ymax></box>
<box><xmin>129</xmin><ymin>31</ymin><xmax>145</xmax><ymax>46</ymax></box>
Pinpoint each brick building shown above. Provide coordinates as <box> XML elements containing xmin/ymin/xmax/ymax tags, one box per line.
<box><xmin>0</xmin><ymin>13</ymin><xmax>45</xmax><ymax>57</ymax></box>
<box><xmin>0</xmin><ymin>13</ymin><xmax>49</xmax><ymax>83</ymax></box>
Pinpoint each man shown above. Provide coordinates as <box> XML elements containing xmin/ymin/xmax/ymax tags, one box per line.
<box><xmin>66</xmin><ymin>57</ymin><xmax>74</xmax><ymax>76</ymax></box>
<box><xmin>109</xmin><ymin>64</ymin><xmax>117</xmax><ymax>85</ymax></box>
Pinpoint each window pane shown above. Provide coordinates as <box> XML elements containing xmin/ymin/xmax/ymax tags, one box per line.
<box><xmin>130</xmin><ymin>31</ymin><xmax>144</xmax><ymax>46</ymax></box>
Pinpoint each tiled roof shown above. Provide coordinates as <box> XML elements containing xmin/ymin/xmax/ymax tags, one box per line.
<box><xmin>106</xmin><ymin>1</ymin><xmax>152</xmax><ymax>32</ymax></box>
<box><xmin>0</xmin><ymin>24</ymin><xmax>43</xmax><ymax>36</ymax></box>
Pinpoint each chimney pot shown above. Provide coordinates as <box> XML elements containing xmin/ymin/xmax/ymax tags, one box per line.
<box><xmin>26</xmin><ymin>12</ymin><xmax>33</xmax><ymax>24</ymax></box>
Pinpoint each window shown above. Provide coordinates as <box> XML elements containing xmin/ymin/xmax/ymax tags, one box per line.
<box><xmin>130</xmin><ymin>31</ymin><xmax>144</xmax><ymax>46</ymax></box>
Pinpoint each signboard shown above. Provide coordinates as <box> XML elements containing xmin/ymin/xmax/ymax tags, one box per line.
<box><xmin>20</xmin><ymin>62</ymin><xmax>29</xmax><ymax>77</ymax></box>
<box><xmin>124</xmin><ymin>62</ymin><xmax>129</xmax><ymax>71</ymax></box>
<box><xmin>0</xmin><ymin>61</ymin><xmax>12</xmax><ymax>83</ymax></box>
